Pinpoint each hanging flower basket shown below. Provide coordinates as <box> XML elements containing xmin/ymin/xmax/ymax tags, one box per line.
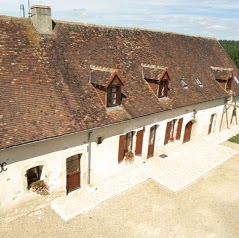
<box><xmin>31</xmin><ymin>180</ymin><xmax>49</xmax><ymax>195</ymax></box>
<box><xmin>125</xmin><ymin>151</ymin><xmax>134</xmax><ymax>164</ymax></box>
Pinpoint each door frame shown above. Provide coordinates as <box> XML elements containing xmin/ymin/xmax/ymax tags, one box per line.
<box><xmin>66</xmin><ymin>154</ymin><xmax>82</xmax><ymax>194</ymax></box>
<box><xmin>183</xmin><ymin>121</ymin><xmax>193</xmax><ymax>143</ymax></box>
<box><xmin>147</xmin><ymin>125</ymin><xmax>157</xmax><ymax>158</ymax></box>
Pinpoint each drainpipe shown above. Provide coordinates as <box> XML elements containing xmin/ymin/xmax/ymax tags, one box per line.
<box><xmin>87</xmin><ymin>131</ymin><xmax>93</xmax><ymax>184</ymax></box>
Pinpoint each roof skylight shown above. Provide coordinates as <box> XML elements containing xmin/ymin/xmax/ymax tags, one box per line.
<box><xmin>233</xmin><ymin>76</ymin><xmax>239</xmax><ymax>84</ymax></box>
<box><xmin>180</xmin><ymin>79</ymin><xmax>188</xmax><ymax>89</ymax></box>
<box><xmin>194</xmin><ymin>77</ymin><xmax>203</xmax><ymax>87</ymax></box>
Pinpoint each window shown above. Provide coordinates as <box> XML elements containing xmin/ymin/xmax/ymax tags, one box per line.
<box><xmin>67</xmin><ymin>155</ymin><xmax>81</xmax><ymax>175</ymax></box>
<box><xmin>125</xmin><ymin>132</ymin><xmax>133</xmax><ymax>152</ymax></box>
<box><xmin>97</xmin><ymin>136</ymin><xmax>103</xmax><ymax>145</ymax></box>
<box><xmin>158</xmin><ymin>79</ymin><xmax>169</xmax><ymax>98</ymax></box>
<box><xmin>118</xmin><ymin>131</ymin><xmax>134</xmax><ymax>163</ymax></box>
<box><xmin>26</xmin><ymin>166</ymin><xmax>43</xmax><ymax>189</ymax></box>
<box><xmin>107</xmin><ymin>85</ymin><xmax>120</xmax><ymax>107</ymax></box>
<box><xmin>194</xmin><ymin>77</ymin><xmax>203</xmax><ymax>87</ymax></box>
<box><xmin>164</xmin><ymin>119</ymin><xmax>183</xmax><ymax>144</ymax></box>
<box><xmin>149</xmin><ymin>126</ymin><xmax>156</xmax><ymax>145</ymax></box>
<box><xmin>180</xmin><ymin>79</ymin><xmax>188</xmax><ymax>89</ymax></box>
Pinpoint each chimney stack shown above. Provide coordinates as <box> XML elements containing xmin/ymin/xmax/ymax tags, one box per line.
<box><xmin>30</xmin><ymin>5</ymin><xmax>52</xmax><ymax>34</ymax></box>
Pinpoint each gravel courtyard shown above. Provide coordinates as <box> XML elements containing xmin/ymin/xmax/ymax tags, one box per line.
<box><xmin>1</xmin><ymin>142</ymin><xmax>239</xmax><ymax>238</ymax></box>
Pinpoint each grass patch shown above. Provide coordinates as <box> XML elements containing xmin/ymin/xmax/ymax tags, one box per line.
<box><xmin>228</xmin><ymin>134</ymin><xmax>239</xmax><ymax>144</ymax></box>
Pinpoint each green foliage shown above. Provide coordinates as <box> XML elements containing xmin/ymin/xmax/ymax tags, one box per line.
<box><xmin>228</xmin><ymin>134</ymin><xmax>239</xmax><ymax>144</ymax></box>
<box><xmin>219</xmin><ymin>40</ymin><xmax>239</xmax><ymax>69</ymax></box>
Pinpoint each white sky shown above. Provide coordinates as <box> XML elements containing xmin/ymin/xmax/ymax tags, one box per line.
<box><xmin>1</xmin><ymin>0</ymin><xmax>239</xmax><ymax>40</ymax></box>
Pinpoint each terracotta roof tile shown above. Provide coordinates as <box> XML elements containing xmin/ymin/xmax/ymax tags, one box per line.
<box><xmin>0</xmin><ymin>15</ymin><xmax>239</xmax><ymax>149</ymax></box>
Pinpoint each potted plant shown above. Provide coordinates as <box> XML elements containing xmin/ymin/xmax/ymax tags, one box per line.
<box><xmin>125</xmin><ymin>151</ymin><xmax>134</xmax><ymax>164</ymax></box>
<box><xmin>31</xmin><ymin>180</ymin><xmax>49</xmax><ymax>195</ymax></box>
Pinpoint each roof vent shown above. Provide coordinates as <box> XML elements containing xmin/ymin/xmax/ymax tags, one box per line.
<box><xmin>30</xmin><ymin>5</ymin><xmax>52</xmax><ymax>34</ymax></box>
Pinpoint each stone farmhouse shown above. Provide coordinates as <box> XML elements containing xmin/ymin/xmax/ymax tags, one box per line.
<box><xmin>0</xmin><ymin>6</ymin><xmax>239</xmax><ymax>207</ymax></box>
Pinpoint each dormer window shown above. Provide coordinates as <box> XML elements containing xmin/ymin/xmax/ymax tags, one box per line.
<box><xmin>107</xmin><ymin>85</ymin><xmax>120</xmax><ymax>107</ymax></box>
<box><xmin>180</xmin><ymin>79</ymin><xmax>188</xmax><ymax>89</ymax></box>
<box><xmin>142</xmin><ymin>64</ymin><xmax>171</xmax><ymax>99</ymax></box>
<box><xmin>211</xmin><ymin>66</ymin><xmax>233</xmax><ymax>92</ymax></box>
<box><xmin>158</xmin><ymin>79</ymin><xmax>169</xmax><ymax>98</ymax></box>
<box><xmin>89</xmin><ymin>65</ymin><xmax>125</xmax><ymax>108</ymax></box>
<box><xmin>226</xmin><ymin>78</ymin><xmax>232</xmax><ymax>91</ymax></box>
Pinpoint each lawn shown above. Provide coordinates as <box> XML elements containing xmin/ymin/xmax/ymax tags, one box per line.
<box><xmin>228</xmin><ymin>134</ymin><xmax>239</xmax><ymax>144</ymax></box>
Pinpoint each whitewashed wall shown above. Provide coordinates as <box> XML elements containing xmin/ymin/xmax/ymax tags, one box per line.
<box><xmin>0</xmin><ymin>97</ymin><xmax>238</xmax><ymax>207</ymax></box>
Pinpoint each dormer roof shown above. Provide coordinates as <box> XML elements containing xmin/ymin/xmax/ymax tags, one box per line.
<box><xmin>211</xmin><ymin>66</ymin><xmax>233</xmax><ymax>81</ymax></box>
<box><xmin>90</xmin><ymin>65</ymin><xmax>125</xmax><ymax>88</ymax></box>
<box><xmin>142</xmin><ymin>64</ymin><xmax>170</xmax><ymax>81</ymax></box>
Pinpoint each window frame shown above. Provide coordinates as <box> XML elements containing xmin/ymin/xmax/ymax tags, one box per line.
<box><xmin>26</xmin><ymin>166</ymin><xmax>43</xmax><ymax>189</ymax></box>
<box><xmin>158</xmin><ymin>79</ymin><xmax>169</xmax><ymax>98</ymax></box>
<box><xmin>194</xmin><ymin>77</ymin><xmax>203</xmax><ymax>88</ymax></box>
<box><xmin>107</xmin><ymin>85</ymin><xmax>121</xmax><ymax>107</ymax></box>
<box><xmin>125</xmin><ymin>131</ymin><xmax>133</xmax><ymax>153</ymax></box>
<box><xmin>180</xmin><ymin>79</ymin><xmax>188</xmax><ymax>89</ymax></box>
<box><xmin>66</xmin><ymin>154</ymin><xmax>81</xmax><ymax>175</ymax></box>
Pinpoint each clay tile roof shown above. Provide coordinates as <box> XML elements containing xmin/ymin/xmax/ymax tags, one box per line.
<box><xmin>142</xmin><ymin>64</ymin><xmax>167</xmax><ymax>80</ymax></box>
<box><xmin>211</xmin><ymin>66</ymin><xmax>233</xmax><ymax>81</ymax></box>
<box><xmin>0</xmin><ymin>15</ymin><xmax>239</xmax><ymax>149</ymax></box>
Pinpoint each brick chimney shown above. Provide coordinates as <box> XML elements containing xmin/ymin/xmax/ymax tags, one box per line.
<box><xmin>31</xmin><ymin>5</ymin><xmax>52</xmax><ymax>34</ymax></box>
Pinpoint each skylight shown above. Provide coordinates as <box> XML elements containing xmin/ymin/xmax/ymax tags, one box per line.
<box><xmin>194</xmin><ymin>77</ymin><xmax>203</xmax><ymax>88</ymax></box>
<box><xmin>233</xmin><ymin>76</ymin><xmax>239</xmax><ymax>84</ymax></box>
<box><xmin>180</xmin><ymin>79</ymin><xmax>188</xmax><ymax>89</ymax></box>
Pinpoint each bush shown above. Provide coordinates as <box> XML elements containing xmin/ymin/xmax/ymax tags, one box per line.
<box><xmin>228</xmin><ymin>134</ymin><xmax>239</xmax><ymax>144</ymax></box>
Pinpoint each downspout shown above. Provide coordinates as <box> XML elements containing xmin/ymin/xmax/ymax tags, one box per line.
<box><xmin>87</xmin><ymin>131</ymin><xmax>93</xmax><ymax>184</ymax></box>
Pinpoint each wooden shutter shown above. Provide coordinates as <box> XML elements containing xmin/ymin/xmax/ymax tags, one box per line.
<box><xmin>135</xmin><ymin>130</ymin><xmax>144</xmax><ymax>156</ymax></box>
<box><xmin>176</xmin><ymin>118</ymin><xmax>183</xmax><ymax>140</ymax></box>
<box><xmin>164</xmin><ymin>122</ymin><xmax>171</xmax><ymax>145</ymax></box>
<box><xmin>118</xmin><ymin>135</ymin><xmax>126</xmax><ymax>163</ymax></box>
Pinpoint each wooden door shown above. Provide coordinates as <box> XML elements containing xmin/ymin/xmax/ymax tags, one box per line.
<box><xmin>135</xmin><ymin>130</ymin><xmax>144</xmax><ymax>156</ymax></box>
<box><xmin>66</xmin><ymin>154</ymin><xmax>81</xmax><ymax>194</ymax></box>
<box><xmin>183</xmin><ymin>121</ymin><xmax>193</xmax><ymax>143</ymax></box>
<box><xmin>147</xmin><ymin>126</ymin><xmax>156</xmax><ymax>158</ymax></box>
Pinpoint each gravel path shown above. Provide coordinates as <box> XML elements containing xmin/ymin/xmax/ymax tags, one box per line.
<box><xmin>1</xmin><ymin>143</ymin><xmax>239</xmax><ymax>238</ymax></box>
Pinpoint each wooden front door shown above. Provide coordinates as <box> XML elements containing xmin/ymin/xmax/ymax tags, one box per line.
<box><xmin>66</xmin><ymin>154</ymin><xmax>81</xmax><ymax>194</ymax></box>
<box><xmin>183</xmin><ymin>121</ymin><xmax>193</xmax><ymax>143</ymax></box>
<box><xmin>147</xmin><ymin>126</ymin><xmax>156</xmax><ymax>158</ymax></box>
